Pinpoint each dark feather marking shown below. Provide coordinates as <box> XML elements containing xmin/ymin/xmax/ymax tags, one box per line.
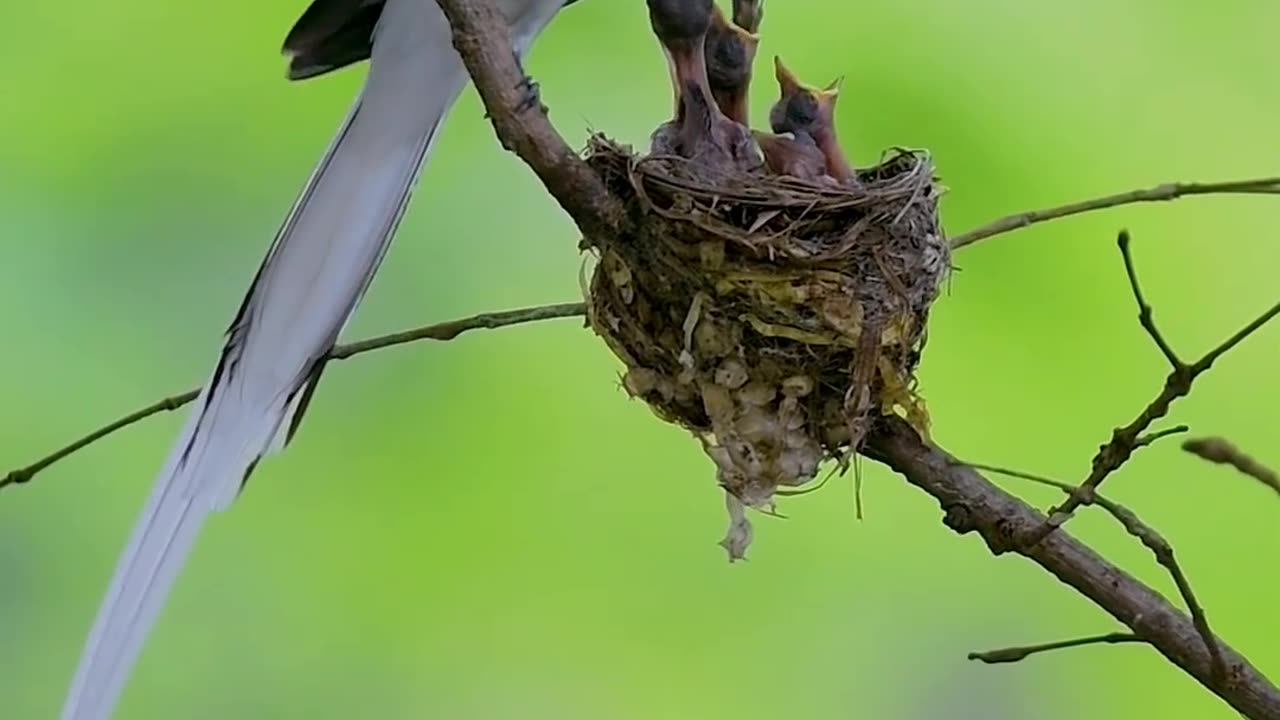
<box><xmin>284</xmin><ymin>0</ymin><xmax>383</xmax><ymax>81</ymax></box>
<box><xmin>179</xmin><ymin>98</ymin><xmax>365</xmax><ymax>473</ymax></box>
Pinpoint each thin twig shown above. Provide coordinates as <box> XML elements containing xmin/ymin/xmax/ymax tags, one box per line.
<box><xmin>1195</xmin><ymin>300</ymin><xmax>1280</xmax><ymax>373</ymax></box>
<box><xmin>1136</xmin><ymin>425</ymin><xmax>1190</xmax><ymax>448</ymax></box>
<box><xmin>949</xmin><ymin>177</ymin><xmax>1280</xmax><ymax>249</ymax></box>
<box><xmin>329</xmin><ymin>302</ymin><xmax>585</xmax><ymax>358</ymax></box>
<box><xmin>968</xmin><ymin>633</ymin><xmax>1144</xmax><ymax>664</ymax></box>
<box><xmin>0</xmin><ymin>391</ymin><xmax>200</xmax><ymax>491</ymax></box>
<box><xmin>1034</xmin><ymin>234</ymin><xmax>1280</xmax><ymax>542</ymax></box>
<box><xmin>1183</xmin><ymin>437</ymin><xmax>1280</xmax><ymax>497</ymax></box>
<box><xmin>0</xmin><ymin>303</ymin><xmax>587</xmax><ymax>491</ymax></box>
<box><xmin>1119</xmin><ymin>230</ymin><xmax>1183</xmax><ymax>369</ymax></box>
<box><xmin>965</xmin><ymin>460</ymin><xmax>1225</xmax><ymax>678</ymax></box>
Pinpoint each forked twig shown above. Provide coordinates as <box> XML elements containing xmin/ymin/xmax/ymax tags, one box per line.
<box><xmin>1033</xmin><ymin>233</ymin><xmax>1280</xmax><ymax>543</ymax></box>
<box><xmin>967</xmin><ymin>460</ymin><xmax>1224</xmax><ymax>677</ymax></box>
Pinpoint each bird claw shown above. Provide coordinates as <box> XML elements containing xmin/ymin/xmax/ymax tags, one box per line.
<box><xmin>481</xmin><ymin>54</ymin><xmax>547</xmax><ymax>120</ymax></box>
<box><xmin>512</xmin><ymin>52</ymin><xmax>546</xmax><ymax>116</ymax></box>
<box><xmin>514</xmin><ymin>75</ymin><xmax>545</xmax><ymax>115</ymax></box>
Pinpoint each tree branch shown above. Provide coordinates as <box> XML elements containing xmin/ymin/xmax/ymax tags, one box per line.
<box><xmin>431</xmin><ymin>0</ymin><xmax>624</xmax><ymax>239</ymax></box>
<box><xmin>949</xmin><ymin>177</ymin><xmax>1280</xmax><ymax>249</ymax></box>
<box><xmin>0</xmin><ymin>303</ymin><xmax>586</xmax><ymax>491</ymax></box>
<box><xmin>862</xmin><ymin>417</ymin><xmax>1280</xmax><ymax>719</ymax></box>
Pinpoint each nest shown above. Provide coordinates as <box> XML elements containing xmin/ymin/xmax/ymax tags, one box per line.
<box><xmin>582</xmin><ymin>136</ymin><xmax>950</xmax><ymax>559</ymax></box>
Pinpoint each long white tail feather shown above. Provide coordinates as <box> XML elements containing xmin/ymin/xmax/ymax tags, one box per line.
<box><xmin>61</xmin><ymin>0</ymin><xmax>566</xmax><ymax>717</ymax></box>
<box><xmin>60</xmin><ymin>2</ymin><xmax>464</xmax><ymax>718</ymax></box>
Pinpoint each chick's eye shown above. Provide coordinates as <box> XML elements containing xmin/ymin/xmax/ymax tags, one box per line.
<box><xmin>787</xmin><ymin>95</ymin><xmax>820</xmax><ymax>126</ymax></box>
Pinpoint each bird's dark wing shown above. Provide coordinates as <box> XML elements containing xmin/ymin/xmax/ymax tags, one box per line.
<box><xmin>282</xmin><ymin>0</ymin><xmax>584</xmax><ymax>81</ymax></box>
<box><xmin>282</xmin><ymin>0</ymin><xmax>385</xmax><ymax>81</ymax></box>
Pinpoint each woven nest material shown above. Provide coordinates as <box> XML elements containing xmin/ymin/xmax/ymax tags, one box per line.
<box><xmin>582</xmin><ymin>135</ymin><xmax>950</xmax><ymax>559</ymax></box>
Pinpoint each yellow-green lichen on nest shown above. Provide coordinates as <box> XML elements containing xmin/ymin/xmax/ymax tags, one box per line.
<box><xmin>582</xmin><ymin>135</ymin><xmax>949</xmax><ymax>559</ymax></box>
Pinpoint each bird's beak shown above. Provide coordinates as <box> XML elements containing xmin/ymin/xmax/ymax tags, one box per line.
<box><xmin>774</xmin><ymin>55</ymin><xmax>802</xmax><ymax>98</ymax></box>
<box><xmin>816</xmin><ymin>76</ymin><xmax>843</xmax><ymax>114</ymax></box>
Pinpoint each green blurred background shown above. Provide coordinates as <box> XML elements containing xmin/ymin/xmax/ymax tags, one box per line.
<box><xmin>3</xmin><ymin>1</ymin><xmax>1278</xmax><ymax>718</ymax></box>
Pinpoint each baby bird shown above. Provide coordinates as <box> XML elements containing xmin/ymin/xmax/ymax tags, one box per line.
<box><xmin>753</xmin><ymin>130</ymin><xmax>828</xmax><ymax>182</ymax></box>
<box><xmin>769</xmin><ymin>57</ymin><xmax>858</xmax><ymax>186</ymax></box>
<box><xmin>647</xmin><ymin>0</ymin><xmax>715</xmax><ymax>119</ymax></box>
<box><xmin>647</xmin><ymin>0</ymin><xmax>760</xmax><ymax>172</ymax></box>
<box><xmin>704</xmin><ymin>5</ymin><xmax>759</xmax><ymax>125</ymax></box>
<box><xmin>674</xmin><ymin>74</ymin><xmax>761</xmax><ymax>172</ymax></box>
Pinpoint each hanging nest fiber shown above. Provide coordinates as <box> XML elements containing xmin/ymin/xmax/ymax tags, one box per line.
<box><xmin>582</xmin><ymin>135</ymin><xmax>950</xmax><ymax>559</ymax></box>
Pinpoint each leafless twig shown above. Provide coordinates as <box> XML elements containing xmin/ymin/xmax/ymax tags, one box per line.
<box><xmin>968</xmin><ymin>632</ymin><xmax>1144</xmax><ymax>664</ymax></box>
<box><xmin>950</xmin><ymin>178</ymin><xmax>1280</xmax><ymax>249</ymax></box>
<box><xmin>864</xmin><ymin>418</ymin><xmax>1280</xmax><ymax>718</ymax></box>
<box><xmin>1183</xmin><ymin>437</ymin><xmax>1280</xmax><ymax>497</ymax></box>
<box><xmin>0</xmin><ymin>303</ymin><xmax>586</xmax><ymax>491</ymax></box>
<box><xmin>1033</xmin><ymin>233</ymin><xmax>1280</xmax><ymax>541</ymax></box>
<box><xmin>1136</xmin><ymin>425</ymin><xmax>1190</xmax><ymax>448</ymax></box>
<box><xmin>965</xmin><ymin>460</ymin><xmax>1224</xmax><ymax>677</ymax></box>
<box><xmin>1119</xmin><ymin>230</ymin><xmax>1183</xmax><ymax>369</ymax></box>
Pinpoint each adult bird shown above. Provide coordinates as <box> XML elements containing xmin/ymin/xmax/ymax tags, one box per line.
<box><xmin>58</xmin><ymin>0</ymin><xmax>580</xmax><ymax>718</ymax></box>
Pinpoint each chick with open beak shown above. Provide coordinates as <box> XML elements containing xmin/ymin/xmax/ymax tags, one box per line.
<box><xmin>704</xmin><ymin>5</ymin><xmax>759</xmax><ymax>126</ymax></box>
<box><xmin>646</xmin><ymin>0</ymin><xmax>760</xmax><ymax>173</ymax></box>
<box><xmin>768</xmin><ymin>57</ymin><xmax>858</xmax><ymax>186</ymax></box>
<box><xmin>646</xmin><ymin>0</ymin><xmax>713</xmax><ymax>119</ymax></box>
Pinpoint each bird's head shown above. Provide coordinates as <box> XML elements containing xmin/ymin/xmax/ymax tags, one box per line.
<box><xmin>768</xmin><ymin>56</ymin><xmax>842</xmax><ymax>137</ymax></box>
